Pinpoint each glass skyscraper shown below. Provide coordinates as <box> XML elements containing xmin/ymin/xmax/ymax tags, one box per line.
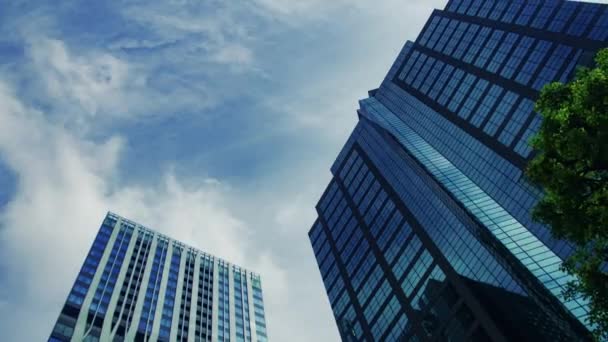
<box><xmin>309</xmin><ymin>0</ymin><xmax>608</xmax><ymax>340</ymax></box>
<box><xmin>49</xmin><ymin>212</ymin><xmax>268</xmax><ymax>342</ymax></box>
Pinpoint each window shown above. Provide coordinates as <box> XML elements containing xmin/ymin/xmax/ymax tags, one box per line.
<box><xmin>412</xmin><ymin>57</ymin><xmax>437</xmax><ymax>90</ymax></box>
<box><xmin>470</xmin><ymin>84</ymin><xmax>503</xmax><ymax>127</ymax></box>
<box><xmin>486</xmin><ymin>32</ymin><xmax>519</xmax><ymax>73</ymax></box>
<box><xmin>498</xmin><ymin>99</ymin><xmax>534</xmax><ymax>146</ymax></box>
<box><xmin>514</xmin><ymin>40</ymin><xmax>552</xmax><ymax>86</ymax></box>
<box><xmin>371</xmin><ymin>296</ymin><xmax>400</xmax><ymax>340</ymax></box>
<box><xmin>500</xmin><ymin>0</ymin><xmax>525</xmax><ymax>24</ymax></box>
<box><xmin>588</xmin><ymin>8</ymin><xmax>608</xmax><ymax>40</ymax></box>
<box><xmin>443</xmin><ymin>22</ymin><xmax>469</xmax><ymax>57</ymax></box>
<box><xmin>448</xmin><ymin>74</ymin><xmax>476</xmax><ymax>113</ymax></box>
<box><xmin>410</xmin><ymin>266</ymin><xmax>447</xmax><ymax>311</ymax></box>
<box><xmin>462</xmin><ymin>26</ymin><xmax>491</xmax><ymax>64</ymax></box>
<box><xmin>456</xmin><ymin>0</ymin><xmax>472</xmax><ymax>14</ymax></box>
<box><xmin>514</xmin><ymin>115</ymin><xmax>541</xmax><ymax>157</ymax></box>
<box><xmin>392</xmin><ymin>237</ymin><xmax>422</xmax><ymax>280</ymax></box>
<box><xmin>500</xmin><ymin>36</ymin><xmax>534</xmax><ymax>79</ymax></box>
<box><xmin>488</xmin><ymin>1</ymin><xmax>508</xmax><ymax>20</ymax></box>
<box><xmin>428</xmin><ymin>64</ymin><xmax>455</xmax><ymax>101</ymax></box>
<box><xmin>458</xmin><ymin>78</ymin><xmax>488</xmax><ymax>120</ymax></box>
<box><xmin>514</xmin><ymin>0</ymin><xmax>541</xmax><ymax>26</ymax></box>
<box><xmin>531</xmin><ymin>1</ymin><xmax>560</xmax><ymax>29</ymax></box>
<box><xmin>466</xmin><ymin>0</ymin><xmax>482</xmax><ymax>16</ymax></box>
<box><xmin>567</xmin><ymin>4</ymin><xmax>600</xmax><ymax>36</ymax></box>
<box><xmin>418</xmin><ymin>17</ymin><xmax>440</xmax><ymax>46</ymax></box>
<box><xmin>427</xmin><ymin>18</ymin><xmax>450</xmax><ymax>50</ymax></box>
<box><xmin>547</xmin><ymin>1</ymin><xmax>578</xmax><ymax>33</ymax></box>
<box><xmin>453</xmin><ymin>24</ymin><xmax>480</xmax><ymax>60</ymax></box>
<box><xmin>532</xmin><ymin>44</ymin><xmax>572</xmax><ymax>90</ymax></box>
<box><xmin>483</xmin><ymin>91</ymin><xmax>519</xmax><ymax>136</ymax></box>
<box><xmin>434</xmin><ymin>20</ymin><xmax>459</xmax><ymax>52</ymax></box>
<box><xmin>438</xmin><ymin>69</ymin><xmax>465</xmax><ymax>106</ymax></box>
<box><xmin>405</xmin><ymin>54</ymin><xmax>428</xmax><ymax>85</ymax></box>
<box><xmin>397</xmin><ymin>51</ymin><xmax>420</xmax><ymax>81</ymax></box>
<box><xmin>559</xmin><ymin>50</ymin><xmax>582</xmax><ymax>83</ymax></box>
<box><xmin>401</xmin><ymin>250</ymin><xmax>434</xmax><ymax>297</ymax></box>
<box><xmin>474</xmin><ymin>30</ymin><xmax>504</xmax><ymax>69</ymax></box>
<box><xmin>476</xmin><ymin>0</ymin><xmax>495</xmax><ymax>18</ymax></box>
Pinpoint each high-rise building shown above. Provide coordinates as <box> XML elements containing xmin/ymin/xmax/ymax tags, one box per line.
<box><xmin>309</xmin><ymin>0</ymin><xmax>608</xmax><ymax>340</ymax></box>
<box><xmin>49</xmin><ymin>212</ymin><xmax>268</xmax><ymax>342</ymax></box>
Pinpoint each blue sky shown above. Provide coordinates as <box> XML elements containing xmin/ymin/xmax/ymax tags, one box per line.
<box><xmin>0</xmin><ymin>0</ymin><xmax>446</xmax><ymax>340</ymax></box>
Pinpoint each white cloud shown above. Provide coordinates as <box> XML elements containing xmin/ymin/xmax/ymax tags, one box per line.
<box><xmin>212</xmin><ymin>43</ymin><xmax>254</xmax><ymax>67</ymax></box>
<box><xmin>119</xmin><ymin>3</ymin><xmax>257</xmax><ymax>69</ymax></box>
<box><xmin>0</xmin><ymin>81</ymin><xmax>287</xmax><ymax>340</ymax></box>
<box><xmin>16</xmin><ymin>36</ymin><xmax>219</xmax><ymax>131</ymax></box>
<box><xmin>27</xmin><ymin>38</ymin><xmax>134</xmax><ymax>119</ymax></box>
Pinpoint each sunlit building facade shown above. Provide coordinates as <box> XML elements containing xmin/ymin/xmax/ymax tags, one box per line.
<box><xmin>310</xmin><ymin>0</ymin><xmax>608</xmax><ymax>340</ymax></box>
<box><xmin>49</xmin><ymin>212</ymin><xmax>268</xmax><ymax>342</ymax></box>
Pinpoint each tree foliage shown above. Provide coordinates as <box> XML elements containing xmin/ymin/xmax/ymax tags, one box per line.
<box><xmin>527</xmin><ymin>48</ymin><xmax>608</xmax><ymax>340</ymax></box>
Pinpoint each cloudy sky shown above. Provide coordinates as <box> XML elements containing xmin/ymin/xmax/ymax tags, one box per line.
<box><xmin>0</xmin><ymin>0</ymin><xmax>446</xmax><ymax>340</ymax></box>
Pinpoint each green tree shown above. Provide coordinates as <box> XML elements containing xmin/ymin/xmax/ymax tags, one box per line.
<box><xmin>527</xmin><ymin>48</ymin><xmax>608</xmax><ymax>340</ymax></box>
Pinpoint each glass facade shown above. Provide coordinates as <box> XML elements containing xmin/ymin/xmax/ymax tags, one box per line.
<box><xmin>49</xmin><ymin>212</ymin><xmax>268</xmax><ymax>342</ymax></box>
<box><xmin>310</xmin><ymin>0</ymin><xmax>607</xmax><ymax>340</ymax></box>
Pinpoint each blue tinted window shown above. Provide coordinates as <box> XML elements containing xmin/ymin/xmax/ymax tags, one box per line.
<box><xmin>500</xmin><ymin>0</ymin><xmax>524</xmax><ymax>24</ymax></box>
<box><xmin>420</xmin><ymin>60</ymin><xmax>445</xmax><ymax>95</ymax></box>
<box><xmin>559</xmin><ymin>50</ymin><xmax>582</xmax><ymax>83</ymax></box>
<box><xmin>487</xmin><ymin>32</ymin><xmax>518</xmax><ymax>73</ymax></box>
<box><xmin>531</xmin><ymin>1</ymin><xmax>560</xmax><ymax>29</ymax></box>
<box><xmin>456</xmin><ymin>0</ymin><xmax>472</xmax><ymax>14</ymax></box>
<box><xmin>434</xmin><ymin>20</ymin><xmax>458</xmax><ymax>52</ymax></box>
<box><xmin>547</xmin><ymin>1</ymin><xmax>578</xmax><ymax>32</ymax></box>
<box><xmin>474</xmin><ymin>30</ymin><xmax>504</xmax><ymax>69</ymax></box>
<box><xmin>488</xmin><ymin>1</ymin><xmax>508</xmax><ymax>20</ymax></box>
<box><xmin>428</xmin><ymin>64</ymin><xmax>454</xmax><ymax>101</ymax></box>
<box><xmin>476</xmin><ymin>0</ymin><xmax>495</xmax><ymax>18</ymax></box>
<box><xmin>463</xmin><ymin>26</ymin><xmax>491</xmax><ymax>63</ymax></box>
<box><xmin>427</xmin><ymin>18</ymin><xmax>450</xmax><ymax>50</ymax></box>
<box><xmin>446</xmin><ymin>0</ymin><xmax>462</xmax><ymax>12</ymax></box>
<box><xmin>401</xmin><ymin>250</ymin><xmax>433</xmax><ymax>297</ymax></box>
<box><xmin>453</xmin><ymin>24</ymin><xmax>480</xmax><ymax>60</ymax></box>
<box><xmin>470</xmin><ymin>84</ymin><xmax>503</xmax><ymax>127</ymax></box>
<box><xmin>392</xmin><ymin>237</ymin><xmax>422</xmax><ymax>280</ymax></box>
<box><xmin>515</xmin><ymin>0</ymin><xmax>541</xmax><ymax>26</ymax></box>
<box><xmin>443</xmin><ymin>22</ymin><xmax>469</xmax><ymax>57</ymax></box>
<box><xmin>398</xmin><ymin>51</ymin><xmax>420</xmax><ymax>81</ymax></box>
<box><xmin>405</xmin><ymin>54</ymin><xmax>428</xmax><ymax>85</ymax></box>
<box><xmin>588</xmin><ymin>9</ymin><xmax>608</xmax><ymax>40</ymax></box>
<box><xmin>483</xmin><ymin>91</ymin><xmax>519</xmax><ymax>136</ymax></box>
<box><xmin>346</xmin><ymin>241</ymin><xmax>369</xmax><ymax>276</ymax></box>
<box><xmin>515</xmin><ymin>40</ymin><xmax>552</xmax><ymax>86</ymax></box>
<box><xmin>500</xmin><ymin>36</ymin><xmax>534</xmax><ymax>79</ymax></box>
<box><xmin>352</xmin><ymin>253</ymin><xmax>377</xmax><ymax>291</ymax></box>
<box><xmin>532</xmin><ymin>44</ymin><xmax>572</xmax><ymax>90</ymax></box>
<box><xmin>448</xmin><ymin>74</ymin><xmax>476</xmax><ymax>112</ymax></box>
<box><xmin>371</xmin><ymin>296</ymin><xmax>400</xmax><ymax>340</ymax></box>
<box><xmin>438</xmin><ymin>69</ymin><xmax>465</xmax><ymax>106</ymax></box>
<box><xmin>411</xmin><ymin>266</ymin><xmax>446</xmax><ymax>311</ymax></box>
<box><xmin>363</xmin><ymin>280</ymin><xmax>391</xmax><ymax>323</ymax></box>
<box><xmin>385</xmin><ymin>222</ymin><xmax>413</xmax><ymax>264</ymax></box>
<box><xmin>458</xmin><ymin>78</ymin><xmax>488</xmax><ymax>119</ymax></box>
<box><xmin>360</xmin><ymin>97</ymin><xmax>590</xmax><ymax>320</ymax></box>
<box><xmin>418</xmin><ymin>16</ymin><xmax>440</xmax><ymax>46</ymax></box>
<box><xmin>357</xmin><ymin>266</ymin><xmax>383</xmax><ymax>305</ymax></box>
<box><xmin>377</xmin><ymin>212</ymin><xmax>404</xmax><ymax>251</ymax></box>
<box><xmin>514</xmin><ymin>115</ymin><xmax>541</xmax><ymax>157</ymax></box>
<box><xmin>466</xmin><ymin>0</ymin><xmax>482</xmax><ymax>16</ymax></box>
<box><xmin>412</xmin><ymin>57</ymin><xmax>436</xmax><ymax>89</ymax></box>
<box><xmin>567</xmin><ymin>4</ymin><xmax>600</xmax><ymax>36</ymax></box>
